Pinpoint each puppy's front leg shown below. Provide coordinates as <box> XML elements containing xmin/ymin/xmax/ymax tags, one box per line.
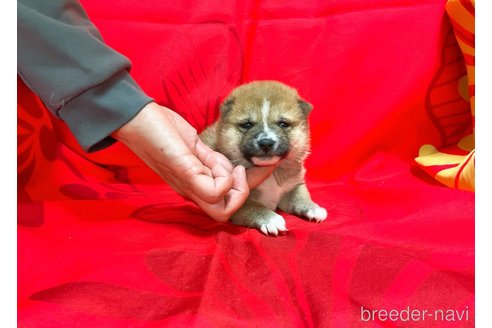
<box><xmin>231</xmin><ymin>200</ymin><xmax>287</xmax><ymax>236</ymax></box>
<box><xmin>278</xmin><ymin>184</ymin><xmax>328</xmax><ymax>223</ymax></box>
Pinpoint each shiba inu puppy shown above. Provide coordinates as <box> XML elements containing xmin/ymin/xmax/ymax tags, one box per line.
<box><xmin>200</xmin><ymin>81</ymin><xmax>327</xmax><ymax>235</ymax></box>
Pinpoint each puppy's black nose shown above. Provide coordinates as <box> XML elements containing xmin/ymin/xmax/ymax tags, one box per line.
<box><xmin>258</xmin><ymin>138</ymin><xmax>275</xmax><ymax>152</ymax></box>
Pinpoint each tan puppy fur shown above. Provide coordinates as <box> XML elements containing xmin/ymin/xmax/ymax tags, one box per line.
<box><xmin>200</xmin><ymin>81</ymin><xmax>327</xmax><ymax>235</ymax></box>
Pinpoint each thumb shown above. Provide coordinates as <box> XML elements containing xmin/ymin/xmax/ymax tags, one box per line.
<box><xmin>246</xmin><ymin>164</ymin><xmax>278</xmax><ymax>190</ymax></box>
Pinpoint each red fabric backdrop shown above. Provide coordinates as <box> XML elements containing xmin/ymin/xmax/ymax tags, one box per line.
<box><xmin>18</xmin><ymin>0</ymin><xmax>474</xmax><ymax>327</ymax></box>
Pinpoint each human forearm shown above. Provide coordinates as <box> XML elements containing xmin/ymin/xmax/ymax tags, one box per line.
<box><xmin>17</xmin><ymin>0</ymin><xmax>153</xmax><ymax>151</ymax></box>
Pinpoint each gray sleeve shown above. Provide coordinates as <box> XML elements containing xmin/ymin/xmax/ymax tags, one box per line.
<box><xmin>17</xmin><ymin>0</ymin><xmax>154</xmax><ymax>152</ymax></box>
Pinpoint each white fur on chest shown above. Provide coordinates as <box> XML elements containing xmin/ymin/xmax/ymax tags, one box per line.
<box><xmin>253</xmin><ymin>168</ymin><xmax>305</xmax><ymax>210</ymax></box>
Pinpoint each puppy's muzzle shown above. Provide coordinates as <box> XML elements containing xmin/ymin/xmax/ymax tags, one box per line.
<box><xmin>240</xmin><ymin>130</ymin><xmax>290</xmax><ymax>165</ymax></box>
<box><xmin>257</xmin><ymin>138</ymin><xmax>276</xmax><ymax>153</ymax></box>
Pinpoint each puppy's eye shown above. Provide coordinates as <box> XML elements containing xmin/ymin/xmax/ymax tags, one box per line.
<box><xmin>239</xmin><ymin>121</ymin><xmax>254</xmax><ymax>130</ymax></box>
<box><xmin>278</xmin><ymin>120</ymin><xmax>290</xmax><ymax>128</ymax></box>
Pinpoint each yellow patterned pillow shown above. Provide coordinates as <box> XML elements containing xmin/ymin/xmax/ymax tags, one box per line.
<box><xmin>415</xmin><ymin>0</ymin><xmax>475</xmax><ymax>192</ymax></box>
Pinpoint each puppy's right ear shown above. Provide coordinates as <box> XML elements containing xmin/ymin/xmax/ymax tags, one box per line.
<box><xmin>220</xmin><ymin>97</ymin><xmax>235</xmax><ymax>115</ymax></box>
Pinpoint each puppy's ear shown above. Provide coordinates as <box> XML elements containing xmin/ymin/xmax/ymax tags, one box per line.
<box><xmin>220</xmin><ymin>97</ymin><xmax>235</xmax><ymax>115</ymax></box>
<box><xmin>298</xmin><ymin>99</ymin><xmax>313</xmax><ymax>116</ymax></box>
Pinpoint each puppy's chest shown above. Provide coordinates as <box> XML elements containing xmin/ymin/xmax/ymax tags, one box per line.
<box><xmin>252</xmin><ymin>167</ymin><xmax>305</xmax><ymax>210</ymax></box>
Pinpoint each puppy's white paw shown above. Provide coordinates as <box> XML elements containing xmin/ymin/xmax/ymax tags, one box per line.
<box><xmin>306</xmin><ymin>206</ymin><xmax>328</xmax><ymax>223</ymax></box>
<box><xmin>259</xmin><ymin>213</ymin><xmax>288</xmax><ymax>236</ymax></box>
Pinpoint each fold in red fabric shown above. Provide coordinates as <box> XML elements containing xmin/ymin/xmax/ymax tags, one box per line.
<box><xmin>18</xmin><ymin>0</ymin><xmax>474</xmax><ymax>327</ymax></box>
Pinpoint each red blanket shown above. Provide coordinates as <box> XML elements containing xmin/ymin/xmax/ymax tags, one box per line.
<box><xmin>18</xmin><ymin>0</ymin><xmax>474</xmax><ymax>327</ymax></box>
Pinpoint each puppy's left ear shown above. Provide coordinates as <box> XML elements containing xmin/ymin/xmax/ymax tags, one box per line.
<box><xmin>298</xmin><ymin>99</ymin><xmax>313</xmax><ymax>116</ymax></box>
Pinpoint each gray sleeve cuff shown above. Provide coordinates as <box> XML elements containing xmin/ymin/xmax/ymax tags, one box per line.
<box><xmin>58</xmin><ymin>71</ymin><xmax>154</xmax><ymax>152</ymax></box>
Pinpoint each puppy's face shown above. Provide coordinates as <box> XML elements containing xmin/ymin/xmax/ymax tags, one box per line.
<box><xmin>217</xmin><ymin>81</ymin><xmax>312</xmax><ymax>167</ymax></box>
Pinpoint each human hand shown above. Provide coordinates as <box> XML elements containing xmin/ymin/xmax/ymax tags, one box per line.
<box><xmin>112</xmin><ymin>102</ymin><xmax>276</xmax><ymax>222</ymax></box>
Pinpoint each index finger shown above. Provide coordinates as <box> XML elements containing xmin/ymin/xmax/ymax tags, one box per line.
<box><xmin>190</xmin><ymin>165</ymin><xmax>249</xmax><ymax>222</ymax></box>
<box><xmin>195</xmin><ymin>138</ymin><xmax>234</xmax><ymax>173</ymax></box>
<box><xmin>183</xmin><ymin>158</ymin><xmax>234</xmax><ymax>204</ymax></box>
